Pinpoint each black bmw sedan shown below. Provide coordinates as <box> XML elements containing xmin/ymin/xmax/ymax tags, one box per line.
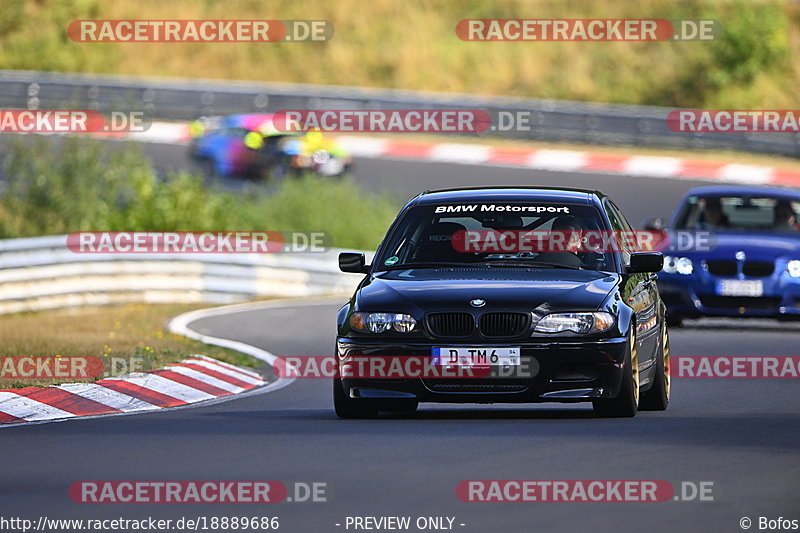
<box><xmin>335</xmin><ymin>186</ymin><xmax>668</xmax><ymax>418</ymax></box>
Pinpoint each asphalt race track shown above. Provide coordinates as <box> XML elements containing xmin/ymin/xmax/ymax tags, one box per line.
<box><xmin>1</xmin><ymin>141</ymin><xmax>799</xmax><ymax>533</ymax></box>
<box><xmin>145</xmin><ymin>139</ymin><xmax>705</xmax><ymax>225</ymax></box>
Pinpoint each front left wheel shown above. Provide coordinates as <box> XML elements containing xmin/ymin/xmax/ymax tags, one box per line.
<box><xmin>639</xmin><ymin>323</ymin><xmax>671</xmax><ymax>411</ymax></box>
<box><xmin>593</xmin><ymin>327</ymin><xmax>639</xmax><ymax>418</ymax></box>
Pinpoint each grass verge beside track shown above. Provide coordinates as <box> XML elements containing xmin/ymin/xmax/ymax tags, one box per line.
<box><xmin>0</xmin><ymin>137</ymin><xmax>401</xmax><ymax>249</ymax></box>
<box><xmin>0</xmin><ymin>303</ymin><xmax>261</xmax><ymax>388</ymax></box>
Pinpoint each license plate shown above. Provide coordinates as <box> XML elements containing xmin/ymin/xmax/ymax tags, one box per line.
<box><xmin>717</xmin><ymin>279</ymin><xmax>764</xmax><ymax>297</ymax></box>
<box><xmin>432</xmin><ymin>347</ymin><xmax>520</xmax><ymax>367</ymax></box>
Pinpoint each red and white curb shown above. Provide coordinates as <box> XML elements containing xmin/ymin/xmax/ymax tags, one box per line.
<box><xmin>99</xmin><ymin>121</ymin><xmax>800</xmax><ymax>188</ymax></box>
<box><xmin>0</xmin><ymin>355</ymin><xmax>264</xmax><ymax>426</ymax></box>
<box><xmin>0</xmin><ymin>299</ymin><xmax>312</xmax><ymax>427</ymax></box>
<box><xmin>334</xmin><ymin>136</ymin><xmax>800</xmax><ymax>188</ymax></box>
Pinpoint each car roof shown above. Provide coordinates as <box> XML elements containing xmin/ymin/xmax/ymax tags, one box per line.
<box><xmin>683</xmin><ymin>185</ymin><xmax>800</xmax><ymax>200</ymax></box>
<box><xmin>413</xmin><ymin>186</ymin><xmax>602</xmax><ymax>206</ymax></box>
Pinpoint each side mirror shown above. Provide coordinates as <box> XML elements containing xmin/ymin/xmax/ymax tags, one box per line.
<box><xmin>628</xmin><ymin>252</ymin><xmax>663</xmax><ymax>273</ymax></box>
<box><xmin>641</xmin><ymin>217</ymin><xmax>666</xmax><ymax>231</ymax></box>
<box><xmin>339</xmin><ymin>252</ymin><xmax>369</xmax><ymax>274</ymax></box>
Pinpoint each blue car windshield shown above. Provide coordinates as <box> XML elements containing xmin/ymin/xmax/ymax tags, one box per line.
<box><xmin>674</xmin><ymin>195</ymin><xmax>800</xmax><ymax>233</ymax></box>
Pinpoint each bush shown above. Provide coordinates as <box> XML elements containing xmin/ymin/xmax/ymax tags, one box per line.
<box><xmin>0</xmin><ymin>137</ymin><xmax>401</xmax><ymax>250</ymax></box>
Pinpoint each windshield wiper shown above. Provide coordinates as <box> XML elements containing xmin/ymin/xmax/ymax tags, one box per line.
<box><xmin>378</xmin><ymin>262</ymin><xmax>479</xmax><ymax>271</ymax></box>
<box><xmin>476</xmin><ymin>260</ymin><xmax>587</xmax><ymax>270</ymax></box>
<box><xmin>378</xmin><ymin>260</ymin><xmax>588</xmax><ymax>271</ymax></box>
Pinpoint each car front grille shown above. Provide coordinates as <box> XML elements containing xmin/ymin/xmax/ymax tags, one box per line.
<box><xmin>478</xmin><ymin>312</ymin><xmax>530</xmax><ymax>337</ymax></box>
<box><xmin>426</xmin><ymin>312</ymin><xmax>531</xmax><ymax>338</ymax></box>
<box><xmin>423</xmin><ymin>380</ymin><xmax>529</xmax><ymax>393</ymax></box>
<box><xmin>697</xmin><ymin>295</ymin><xmax>781</xmax><ymax>310</ymax></box>
<box><xmin>705</xmin><ymin>260</ymin><xmax>737</xmax><ymax>276</ymax></box>
<box><xmin>742</xmin><ymin>261</ymin><xmax>775</xmax><ymax>277</ymax></box>
<box><xmin>426</xmin><ymin>313</ymin><xmax>475</xmax><ymax>337</ymax></box>
<box><xmin>704</xmin><ymin>260</ymin><xmax>775</xmax><ymax>277</ymax></box>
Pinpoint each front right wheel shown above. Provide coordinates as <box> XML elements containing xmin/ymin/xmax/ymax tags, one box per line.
<box><xmin>666</xmin><ymin>313</ymin><xmax>683</xmax><ymax>328</ymax></box>
<box><xmin>333</xmin><ymin>378</ymin><xmax>379</xmax><ymax>419</ymax></box>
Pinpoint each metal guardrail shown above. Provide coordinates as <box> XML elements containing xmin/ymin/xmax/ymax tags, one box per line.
<box><xmin>1</xmin><ymin>69</ymin><xmax>798</xmax><ymax>157</ymax></box>
<box><xmin>0</xmin><ymin>235</ymin><xmax>364</xmax><ymax>315</ymax></box>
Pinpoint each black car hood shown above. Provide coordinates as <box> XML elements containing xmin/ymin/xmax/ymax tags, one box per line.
<box><xmin>356</xmin><ymin>267</ymin><xmax>618</xmax><ymax>314</ymax></box>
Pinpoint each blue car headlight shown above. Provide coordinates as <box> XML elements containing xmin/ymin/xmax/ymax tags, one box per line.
<box><xmin>787</xmin><ymin>260</ymin><xmax>800</xmax><ymax>278</ymax></box>
<box><xmin>664</xmin><ymin>256</ymin><xmax>693</xmax><ymax>275</ymax></box>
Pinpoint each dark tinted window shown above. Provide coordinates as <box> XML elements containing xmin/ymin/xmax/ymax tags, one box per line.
<box><xmin>375</xmin><ymin>202</ymin><xmax>614</xmax><ymax>271</ymax></box>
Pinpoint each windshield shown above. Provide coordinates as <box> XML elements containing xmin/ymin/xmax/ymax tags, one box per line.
<box><xmin>375</xmin><ymin>202</ymin><xmax>616</xmax><ymax>271</ymax></box>
<box><xmin>674</xmin><ymin>195</ymin><xmax>800</xmax><ymax>232</ymax></box>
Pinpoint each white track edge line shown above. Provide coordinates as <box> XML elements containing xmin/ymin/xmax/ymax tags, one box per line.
<box><xmin>0</xmin><ymin>297</ymin><xmax>343</xmax><ymax>428</ymax></box>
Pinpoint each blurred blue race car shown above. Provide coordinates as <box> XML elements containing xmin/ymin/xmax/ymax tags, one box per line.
<box><xmin>188</xmin><ymin>113</ymin><xmax>351</xmax><ymax>180</ymax></box>
<box><xmin>647</xmin><ymin>185</ymin><xmax>800</xmax><ymax>326</ymax></box>
<box><xmin>189</xmin><ymin>114</ymin><xmax>295</xmax><ymax>180</ymax></box>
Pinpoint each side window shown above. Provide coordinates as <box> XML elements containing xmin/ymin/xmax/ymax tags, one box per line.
<box><xmin>604</xmin><ymin>200</ymin><xmax>633</xmax><ymax>264</ymax></box>
<box><xmin>610</xmin><ymin>201</ymin><xmax>635</xmax><ymax>234</ymax></box>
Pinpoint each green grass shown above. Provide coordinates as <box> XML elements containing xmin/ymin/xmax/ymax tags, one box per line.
<box><xmin>0</xmin><ymin>0</ymin><xmax>797</xmax><ymax>108</ymax></box>
<box><xmin>0</xmin><ymin>303</ymin><xmax>261</xmax><ymax>388</ymax></box>
<box><xmin>0</xmin><ymin>137</ymin><xmax>401</xmax><ymax>250</ymax></box>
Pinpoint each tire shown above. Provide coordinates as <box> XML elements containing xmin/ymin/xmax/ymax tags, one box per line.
<box><xmin>379</xmin><ymin>399</ymin><xmax>419</xmax><ymax>413</ymax></box>
<box><xmin>666</xmin><ymin>313</ymin><xmax>683</xmax><ymax>328</ymax></box>
<box><xmin>267</xmin><ymin>159</ymin><xmax>290</xmax><ymax>182</ymax></box>
<box><xmin>333</xmin><ymin>378</ymin><xmax>379</xmax><ymax>419</ymax></box>
<box><xmin>200</xmin><ymin>158</ymin><xmax>218</xmax><ymax>180</ymax></box>
<box><xmin>639</xmin><ymin>323</ymin><xmax>671</xmax><ymax>411</ymax></box>
<box><xmin>593</xmin><ymin>327</ymin><xmax>639</xmax><ymax>418</ymax></box>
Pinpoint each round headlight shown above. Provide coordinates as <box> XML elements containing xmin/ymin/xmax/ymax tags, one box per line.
<box><xmin>788</xmin><ymin>260</ymin><xmax>800</xmax><ymax>278</ymax></box>
<box><xmin>366</xmin><ymin>313</ymin><xmax>393</xmax><ymax>333</ymax></box>
<box><xmin>663</xmin><ymin>256</ymin><xmax>677</xmax><ymax>274</ymax></box>
<box><xmin>676</xmin><ymin>257</ymin><xmax>693</xmax><ymax>275</ymax></box>
<box><xmin>392</xmin><ymin>314</ymin><xmax>417</xmax><ymax>333</ymax></box>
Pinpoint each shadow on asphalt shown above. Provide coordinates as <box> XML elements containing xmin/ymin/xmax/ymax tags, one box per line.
<box><xmin>14</xmin><ymin>406</ymin><xmax>798</xmax><ymax>454</ymax></box>
<box><xmin>677</xmin><ymin>318</ymin><xmax>800</xmax><ymax>332</ymax></box>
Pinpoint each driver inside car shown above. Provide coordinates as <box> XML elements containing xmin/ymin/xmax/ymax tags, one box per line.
<box><xmin>530</xmin><ymin>215</ymin><xmax>584</xmax><ymax>269</ymax></box>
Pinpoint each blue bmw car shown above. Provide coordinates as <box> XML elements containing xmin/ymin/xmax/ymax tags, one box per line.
<box><xmin>651</xmin><ymin>185</ymin><xmax>800</xmax><ymax>326</ymax></box>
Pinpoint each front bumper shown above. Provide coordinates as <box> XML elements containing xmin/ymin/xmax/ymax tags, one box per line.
<box><xmin>336</xmin><ymin>337</ymin><xmax>629</xmax><ymax>403</ymax></box>
<box><xmin>659</xmin><ymin>272</ymin><xmax>800</xmax><ymax>319</ymax></box>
